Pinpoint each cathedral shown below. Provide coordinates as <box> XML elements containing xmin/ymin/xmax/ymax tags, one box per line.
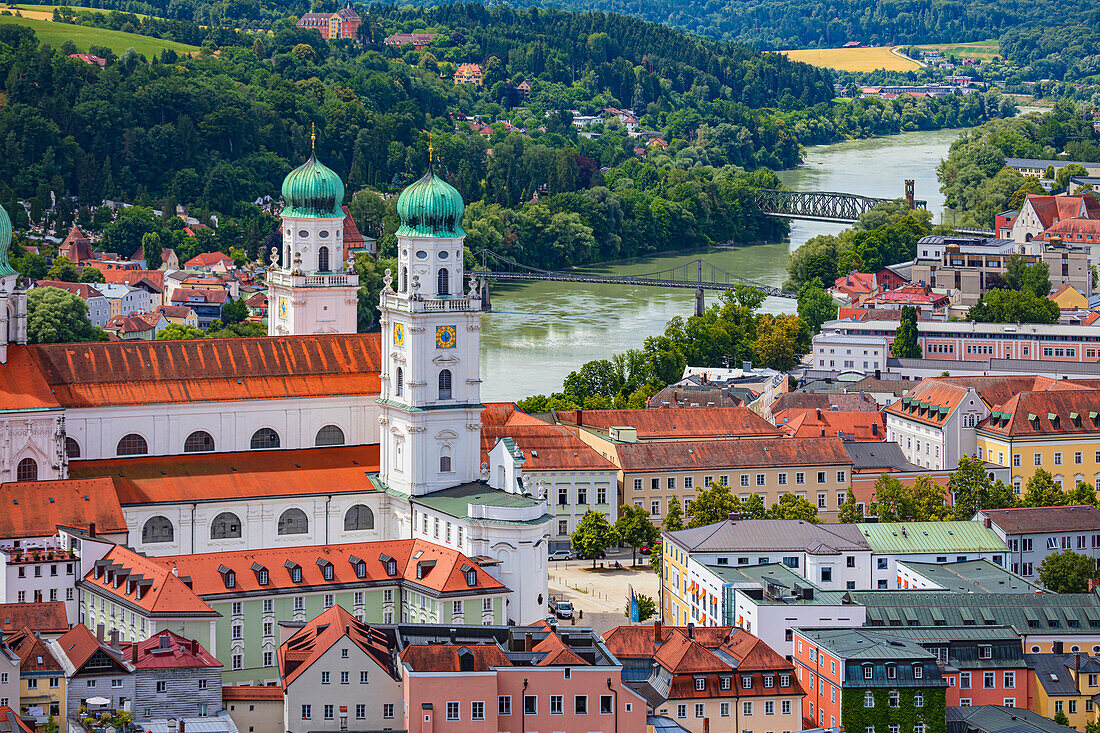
<box><xmin>0</xmin><ymin>148</ymin><xmax>551</xmax><ymax>625</ymax></box>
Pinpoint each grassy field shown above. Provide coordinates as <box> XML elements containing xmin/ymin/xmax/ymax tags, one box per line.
<box><xmin>0</xmin><ymin>13</ymin><xmax>198</xmax><ymax>55</ymax></box>
<box><xmin>780</xmin><ymin>46</ymin><xmax>921</xmax><ymax>72</ymax></box>
<box><xmin>913</xmin><ymin>39</ymin><xmax>1000</xmax><ymax>61</ymax></box>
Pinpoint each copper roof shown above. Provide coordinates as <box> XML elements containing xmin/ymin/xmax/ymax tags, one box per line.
<box><xmin>555</xmin><ymin>407</ymin><xmax>782</xmax><ymax>440</ymax></box>
<box><xmin>616</xmin><ymin>436</ymin><xmax>852</xmax><ymax>472</ymax></box>
<box><xmin>18</xmin><ymin>333</ymin><xmax>380</xmax><ymax>407</ymax></box>
<box><xmin>0</xmin><ymin>477</ymin><xmax>126</xmax><ymax>539</ymax></box>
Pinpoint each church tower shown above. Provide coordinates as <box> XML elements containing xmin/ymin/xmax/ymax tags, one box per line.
<box><xmin>267</xmin><ymin>131</ymin><xmax>358</xmax><ymax>336</ymax></box>
<box><xmin>377</xmin><ymin>164</ymin><xmax>483</xmax><ymax>497</ymax></box>
<box><xmin>0</xmin><ymin>202</ymin><xmax>27</xmax><ymax>365</ymax></box>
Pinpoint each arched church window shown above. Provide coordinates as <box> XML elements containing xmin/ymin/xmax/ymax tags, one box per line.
<box><xmin>278</xmin><ymin>508</ymin><xmax>308</xmax><ymax>535</ymax></box>
<box><xmin>284</xmin><ymin>244</ymin><xmax>291</xmax><ymax>268</ymax></box>
<box><xmin>400</xmin><ymin>267</ymin><xmax>408</xmax><ymax>293</ymax></box>
<box><xmin>16</xmin><ymin>458</ymin><xmax>37</xmax><ymax>482</ymax></box>
<box><xmin>315</xmin><ymin>425</ymin><xmax>344</xmax><ymax>446</ymax></box>
<box><xmin>437</xmin><ymin>268</ymin><xmax>449</xmax><ymax>296</ymax></box>
<box><xmin>64</xmin><ymin>437</ymin><xmax>81</xmax><ymax>459</ymax></box>
<box><xmin>344</xmin><ymin>505</ymin><xmax>374</xmax><ymax>531</ymax></box>
<box><xmin>210</xmin><ymin>512</ymin><xmax>242</xmax><ymax>539</ymax></box>
<box><xmin>142</xmin><ymin>516</ymin><xmax>174</xmax><ymax>544</ymax></box>
<box><xmin>395</xmin><ymin>367</ymin><xmax>404</xmax><ymax>397</ymax></box>
<box><xmin>184</xmin><ymin>430</ymin><xmax>215</xmax><ymax>453</ymax></box>
<box><xmin>438</xmin><ymin>370</ymin><xmax>452</xmax><ymax>400</ymax></box>
<box><xmin>117</xmin><ymin>433</ymin><xmax>148</xmax><ymax>456</ymax></box>
<box><xmin>250</xmin><ymin>428</ymin><xmax>280</xmax><ymax>450</ymax></box>
<box><xmin>318</xmin><ymin>246</ymin><xmax>330</xmax><ymax>272</ymax></box>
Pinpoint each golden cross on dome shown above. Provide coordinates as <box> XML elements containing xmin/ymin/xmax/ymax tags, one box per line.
<box><xmin>428</xmin><ymin>133</ymin><xmax>434</xmax><ymax>164</ymax></box>
<box><xmin>311</xmin><ymin>122</ymin><xmax>316</xmax><ymax>151</ymax></box>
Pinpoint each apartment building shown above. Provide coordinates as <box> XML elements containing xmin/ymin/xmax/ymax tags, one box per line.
<box><xmin>603</xmin><ymin>622</ymin><xmax>804</xmax><ymax>733</ymax></box>
<box><xmin>7</xmin><ymin>627</ymin><xmax>65</xmax><ymax>724</ymax></box>
<box><xmin>858</xmin><ymin>522</ymin><xmax>1009</xmax><ymax>590</ymax></box>
<box><xmin>619</xmin><ymin>437</ymin><xmax>854</xmax><ymax>527</ymax></box>
<box><xmin>894</xmin><ymin>559</ymin><xmax>1040</xmax><ymax>593</ymax></box>
<box><xmin>975</xmin><ymin>390</ymin><xmax>1100</xmax><ymax>492</ymax></box>
<box><xmin>792</xmin><ymin>627</ymin><xmax>947</xmax><ymax>732</ymax></box>
<box><xmin>1027</xmin><ymin>653</ymin><xmax>1100</xmax><ymax>731</ymax></box>
<box><xmin>662</xmin><ymin>519</ymin><xmax>872</xmax><ymax>625</ymax></box>
<box><xmin>975</xmin><ymin>505</ymin><xmax>1100</xmax><ymax>581</ymax></box>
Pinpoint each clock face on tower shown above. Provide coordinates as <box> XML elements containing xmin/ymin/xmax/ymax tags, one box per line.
<box><xmin>278</xmin><ymin>297</ymin><xmax>288</xmax><ymax>320</ymax></box>
<box><xmin>394</xmin><ymin>323</ymin><xmax>405</xmax><ymax>346</ymax></box>
<box><xmin>436</xmin><ymin>325</ymin><xmax>457</xmax><ymax>349</ymax></box>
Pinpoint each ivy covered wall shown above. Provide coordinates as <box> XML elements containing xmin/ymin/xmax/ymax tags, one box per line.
<box><xmin>840</xmin><ymin>686</ymin><xmax>947</xmax><ymax>733</ymax></box>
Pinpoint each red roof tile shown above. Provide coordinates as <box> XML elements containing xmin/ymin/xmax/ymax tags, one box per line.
<box><xmin>1024</xmin><ymin>194</ymin><xmax>1100</xmax><ymax>230</ymax></box>
<box><xmin>70</xmin><ymin>445</ymin><xmax>380</xmax><ymax>505</ymax></box>
<box><xmin>105</xmin><ymin>314</ymin><xmax>157</xmax><ymax>334</ymax></box>
<box><xmin>34</xmin><ymin>280</ymin><xmax>104</xmax><ymax>299</ymax></box>
<box><xmin>0</xmin><ymin>602</ymin><xmax>68</xmax><ymax>635</ymax></box>
<box><xmin>171</xmin><ymin>288</ymin><xmax>228</xmax><ymax>305</ymax></box>
<box><xmin>7</xmin><ymin>627</ymin><xmax>63</xmax><ymax>672</ymax></box>
<box><xmin>615</xmin><ymin>437</ymin><xmax>852</xmax><ymax>472</ymax></box>
<box><xmin>887</xmin><ymin>375</ymin><xmax>1098</xmax><ymax>427</ymax></box>
<box><xmin>0</xmin><ymin>706</ymin><xmax>36</xmax><ymax>733</ymax></box>
<box><xmin>978</xmin><ymin>389</ymin><xmax>1100</xmax><ymax>437</ymax></box>
<box><xmin>0</xmin><ymin>345</ymin><xmax>62</xmax><ymax>412</ymax></box>
<box><xmin>123</xmin><ymin>629</ymin><xmax>220</xmax><ymax>669</ymax></box>
<box><xmin>555</xmin><ymin>407</ymin><xmax>782</xmax><ymax>441</ymax></box>
<box><xmin>84</xmin><ymin>545</ymin><xmax>218</xmax><ymax>616</ymax></box>
<box><xmin>280</xmin><ymin>605</ymin><xmax>394</xmax><ymax>685</ymax></box>
<box><xmin>0</xmin><ymin>477</ymin><xmax>126</xmax><ymax>540</ymax></box>
<box><xmin>101</xmin><ymin>269</ymin><xmax>165</xmax><ymax>291</ymax></box>
<box><xmin>779</xmin><ymin>409</ymin><xmax>885</xmax><ymax>441</ymax></box>
<box><xmin>185</xmin><ymin>252</ymin><xmax>235</xmax><ymax>268</ymax></box>
<box><xmin>532</xmin><ymin>632</ymin><xmax>588</xmax><ymax>666</ymax></box>
<box><xmin>152</xmin><ymin>305</ymin><xmax>194</xmax><ymax>319</ymax></box>
<box><xmin>400</xmin><ymin>642</ymin><xmax>510</xmax><ymax>672</ymax></box>
<box><xmin>19</xmin><ymin>333</ymin><xmax>380</xmax><ymax>408</ymax></box>
<box><xmin>480</xmin><ymin>406</ymin><xmax>618</xmax><ymax>472</ymax></box>
<box><xmin>55</xmin><ymin>624</ymin><xmax>124</xmax><ymax>671</ymax></box>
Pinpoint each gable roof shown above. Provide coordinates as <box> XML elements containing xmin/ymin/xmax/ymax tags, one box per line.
<box><xmin>102</xmin><ymin>268</ymin><xmax>165</xmax><ymax>291</ymax></box>
<box><xmin>977</xmin><ymin>389</ymin><xmax>1100</xmax><ymax>438</ymax></box>
<box><xmin>0</xmin><ymin>477</ymin><xmax>126</xmax><ymax>539</ymax></box>
<box><xmin>7</xmin><ymin>627</ymin><xmax>64</xmax><ymax>672</ymax></box>
<box><xmin>0</xmin><ymin>706</ymin><xmax>36</xmax><ymax>733</ymax></box>
<box><xmin>779</xmin><ymin>409</ymin><xmax>885</xmax><ymax>441</ymax></box>
<box><xmin>555</xmin><ymin>407</ymin><xmax>782</xmax><ymax>440</ymax></box>
<box><xmin>0</xmin><ymin>602</ymin><xmax>68</xmax><ymax>636</ymax></box>
<box><xmin>886</xmin><ymin>375</ymin><xmax>1095</xmax><ymax>427</ymax></box>
<box><xmin>124</xmin><ymin>629</ymin><xmax>220</xmax><ymax>669</ymax></box>
<box><xmin>13</xmin><ymin>333</ymin><xmax>380</xmax><ymax>408</ymax></box>
<box><xmin>83</xmin><ymin>545</ymin><xmax>218</xmax><ymax>617</ymax></box>
<box><xmin>977</xmin><ymin>505</ymin><xmax>1100</xmax><ymax>534</ymax></box>
<box><xmin>185</xmin><ymin>252</ymin><xmax>234</xmax><ymax>267</ymax></box>
<box><xmin>53</xmin><ymin>624</ymin><xmax>130</xmax><ymax>674</ymax></box>
<box><xmin>281</xmin><ymin>605</ymin><xmax>397</xmax><ymax>685</ymax></box>
<box><xmin>665</xmin><ymin>519</ymin><xmax>870</xmax><ymax>554</ymax></box>
<box><xmin>615</xmin><ymin>436</ymin><xmax>852</xmax><ymax>472</ymax></box>
<box><xmin>34</xmin><ymin>280</ymin><xmax>104</xmax><ymax>299</ymax></box>
<box><xmin>155</xmin><ymin>539</ymin><xmax>506</xmax><ymax>598</ymax></box>
<box><xmin>1023</xmin><ymin>194</ymin><xmax>1100</xmax><ymax>230</ymax></box>
<box><xmin>171</xmin><ymin>288</ymin><xmax>228</xmax><ymax>304</ymax></box>
<box><xmin>856</xmin><ymin>521</ymin><xmax>1007</xmax><ymax>554</ymax></box>
<box><xmin>400</xmin><ymin>642</ymin><xmax>510</xmax><ymax>672</ymax></box>
<box><xmin>105</xmin><ymin>314</ymin><xmax>158</xmax><ymax>334</ymax></box>
<box><xmin>481</xmin><ymin>405</ymin><xmax>617</xmax><ymax>472</ymax></box>
<box><xmin>70</xmin><ymin>445</ymin><xmax>380</xmax><ymax>505</ymax></box>
<box><xmin>532</xmin><ymin>632</ymin><xmax>588</xmax><ymax>666</ymax></box>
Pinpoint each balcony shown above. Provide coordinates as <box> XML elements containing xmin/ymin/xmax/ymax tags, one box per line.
<box><xmin>381</xmin><ymin>290</ymin><xmax>480</xmax><ymax>313</ymax></box>
<box><xmin>266</xmin><ymin>270</ymin><xmax>358</xmax><ymax>288</ymax></box>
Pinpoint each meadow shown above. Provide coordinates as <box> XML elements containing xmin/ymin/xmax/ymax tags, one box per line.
<box><xmin>0</xmin><ymin>13</ymin><xmax>198</xmax><ymax>56</ymax></box>
<box><xmin>780</xmin><ymin>46</ymin><xmax>921</xmax><ymax>72</ymax></box>
<box><xmin>913</xmin><ymin>39</ymin><xmax>1000</xmax><ymax>61</ymax></box>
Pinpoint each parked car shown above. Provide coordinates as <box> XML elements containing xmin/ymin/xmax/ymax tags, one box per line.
<box><xmin>548</xmin><ymin>550</ymin><xmax>574</xmax><ymax>561</ymax></box>
<box><xmin>577</xmin><ymin>550</ymin><xmax>606</xmax><ymax>560</ymax></box>
<box><xmin>639</xmin><ymin>546</ymin><xmax>652</xmax><ymax>555</ymax></box>
<box><xmin>553</xmin><ymin>600</ymin><xmax>574</xmax><ymax>619</ymax></box>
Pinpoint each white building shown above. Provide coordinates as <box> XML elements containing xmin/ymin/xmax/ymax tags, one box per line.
<box><xmin>96</xmin><ymin>282</ymin><xmax>157</xmax><ymax>318</ymax></box>
<box><xmin>858</xmin><ymin>521</ymin><xmax>1009</xmax><ymax>590</ymax></box>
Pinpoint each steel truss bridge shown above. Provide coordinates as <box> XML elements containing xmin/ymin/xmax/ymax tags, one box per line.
<box><xmin>468</xmin><ymin>249</ymin><xmax>796</xmax><ymax>313</ymax></box>
<box><xmin>755</xmin><ymin>189</ymin><xmax>927</xmax><ymax>223</ymax></box>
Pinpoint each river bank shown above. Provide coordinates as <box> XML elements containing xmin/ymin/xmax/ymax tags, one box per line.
<box><xmin>479</xmin><ymin>127</ymin><xmax>967</xmax><ymax>401</ymax></box>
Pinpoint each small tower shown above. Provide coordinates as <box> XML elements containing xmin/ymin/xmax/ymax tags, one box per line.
<box><xmin>267</xmin><ymin>128</ymin><xmax>358</xmax><ymax>336</ymax></box>
<box><xmin>0</xmin><ymin>202</ymin><xmax>27</xmax><ymax>364</ymax></box>
<box><xmin>377</xmin><ymin>160</ymin><xmax>483</xmax><ymax>497</ymax></box>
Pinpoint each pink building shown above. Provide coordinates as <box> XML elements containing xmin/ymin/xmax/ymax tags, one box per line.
<box><xmin>400</xmin><ymin>625</ymin><xmax>645</xmax><ymax>733</ymax></box>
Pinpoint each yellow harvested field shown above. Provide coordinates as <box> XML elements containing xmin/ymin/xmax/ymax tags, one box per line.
<box><xmin>781</xmin><ymin>46</ymin><xmax>921</xmax><ymax>72</ymax></box>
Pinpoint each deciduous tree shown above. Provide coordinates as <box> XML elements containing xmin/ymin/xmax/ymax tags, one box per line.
<box><xmin>27</xmin><ymin>287</ymin><xmax>108</xmax><ymax>344</ymax></box>
<box><xmin>1039</xmin><ymin>550</ymin><xmax>1095</xmax><ymax>593</ymax></box>
<box><xmin>616</xmin><ymin>504</ymin><xmax>660</xmax><ymax>566</ymax></box>
<box><xmin>571</xmin><ymin>510</ymin><xmax>620</xmax><ymax>568</ymax></box>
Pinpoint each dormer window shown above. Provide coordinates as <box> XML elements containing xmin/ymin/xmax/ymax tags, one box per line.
<box><xmin>349</xmin><ymin>556</ymin><xmax>367</xmax><ymax>579</ymax></box>
<box><xmin>317</xmin><ymin>558</ymin><xmax>334</xmax><ymax>581</ymax></box>
<box><xmin>285</xmin><ymin>561</ymin><xmax>302</xmax><ymax>583</ymax></box>
<box><xmin>461</xmin><ymin>564</ymin><xmax>476</xmax><ymax>587</ymax></box>
<box><xmin>379</xmin><ymin>553</ymin><xmax>397</xmax><ymax>577</ymax></box>
<box><xmin>218</xmin><ymin>565</ymin><xmax>235</xmax><ymax>589</ymax></box>
<box><xmin>251</xmin><ymin>563</ymin><xmax>268</xmax><ymax>586</ymax></box>
<box><xmin>886</xmin><ymin>664</ymin><xmax>897</xmax><ymax>680</ymax></box>
<box><xmin>720</xmin><ymin>676</ymin><xmax>732</xmax><ymax>690</ymax></box>
<box><xmin>417</xmin><ymin>560</ymin><xmax>437</xmax><ymax>580</ymax></box>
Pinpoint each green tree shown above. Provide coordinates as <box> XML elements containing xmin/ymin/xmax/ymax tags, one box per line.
<box><xmin>571</xmin><ymin>510</ymin><xmax>620</xmax><ymax>568</ymax></box>
<box><xmin>1023</xmin><ymin>469</ymin><xmax>1067</xmax><ymax>507</ymax></box>
<box><xmin>949</xmin><ymin>455</ymin><xmax>1016</xmax><ymax>519</ymax></box>
<box><xmin>767</xmin><ymin>493</ymin><xmax>821</xmax><ymax>522</ymax></box>
<box><xmin>79</xmin><ymin>268</ymin><xmax>105</xmax><ymax>283</ymax></box>
<box><xmin>687</xmin><ymin>481</ymin><xmax>736</xmax><ymax>528</ymax></box>
<box><xmin>970</xmin><ymin>288</ymin><xmax>1059</xmax><ymax>324</ymax></box>
<box><xmin>616</xmin><ymin>504</ymin><xmax>660</xmax><ymax>566</ymax></box>
<box><xmin>142</xmin><ymin>231</ymin><xmax>163</xmax><ymax>270</ymax></box>
<box><xmin>46</xmin><ymin>257</ymin><xmax>81</xmax><ymax>282</ymax></box>
<box><xmin>838</xmin><ymin>489</ymin><xmax>864</xmax><ymax>523</ymax></box>
<box><xmin>1056</xmin><ymin>163</ymin><xmax>1089</xmax><ymax>191</ymax></box>
<box><xmin>626</xmin><ymin>592</ymin><xmax>657</xmax><ymax>622</ymax></box>
<box><xmin>871</xmin><ymin>473</ymin><xmax>949</xmax><ymax>521</ymax></box>
<box><xmin>1039</xmin><ymin>550</ymin><xmax>1095</xmax><ymax>593</ymax></box>
<box><xmin>221</xmin><ymin>297</ymin><xmax>248</xmax><ymax>325</ymax></box>
<box><xmin>102</xmin><ymin>207</ymin><xmax>159</xmax><ymax>257</ymax></box>
<box><xmin>1004</xmin><ymin>255</ymin><xmax>1051</xmax><ymax>298</ymax></box>
<box><xmin>27</xmin><ymin>287</ymin><xmax>108</xmax><ymax>344</ymax></box>
<box><xmin>663</xmin><ymin>497</ymin><xmax>685</xmax><ymax>531</ymax></box>
<box><xmin>156</xmin><ymin>323</ymin><xmax>206</xmax><ymax>340</ymax></box>
<box><xmin>797</xmin><ymin>278</ymin><xmax>838</xmax><ymax>334</ymax></box>
<box><xmin>1054</xmin><ymin>711</ymin><xmax>1071</xmax><ymax>727</ymax></box>
<box><xmin>890</xmin><ymin>305</ymin><xmax>922</xmax><ymax>358</ymax></box>
<box><xmin>1067</xmin><ymin>481</ymin><xmax>1099</xmax><ymax>507</ymax></box>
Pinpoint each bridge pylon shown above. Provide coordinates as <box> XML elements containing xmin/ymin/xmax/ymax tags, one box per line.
<box><xmin>695</xmin><ymin>288</ymin><xmax>705</xmax><ymax>317</ymax></box>
<box><xmin>480</xmin><ymin>279</ymin><xmax>492</xmax><ymax>312</ymax></box>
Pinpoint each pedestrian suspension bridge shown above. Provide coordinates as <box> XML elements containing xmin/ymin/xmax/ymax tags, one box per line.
<box><xmin>468</xmin><ymin>248</ymin><xmax>796</xmax><ymax>315</ymax></box>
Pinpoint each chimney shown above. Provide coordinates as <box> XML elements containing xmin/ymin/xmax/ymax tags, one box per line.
<box><xmin>109</xmin><ymin>629</ymin><xmax>119</xmax><ymax>651</ymax></box>
<box><xmin>816</xmin><ymin>408</ymin><xmax>822</xmax><ymax>420</ymax></box>
<box><xmin>97</xmin><ymin>623</ymin><xmax>105</xmax><ymax>643</ymax></box>
<box><xmin>191</xmin><ymin>639</ymin><xmax>198</xmax><ymax>655</ymax></box>
<box><xmin>524</xmin><ymin>633</ymin><xmax>534</xmax><ymax>652</ymax></box>
<box><xmin>131</xmin><ymin>641</ymin><xmax>138</xmax><ymax>664</ymax></box>
<box><xmin>88</xmin><ymin>522</ymin><xmax>96</xmax><ymax>538</ymax></box>
<box><xmin>984</xmin><ymin>517</ymin><xmax>991</xmax><ymax>528</ymax></box>
<box><xmin>1076</xmin><ymin>652</ymin><xmax>1082</xmax><ymax>672</ymax></box>
<box><xmin>688</xmin><ymin>622</ymin><xmax>695</xmax><ymax>640</ymax></box>
<box><xmin>728</xmin><ymin>512</ymin><xmax>741</xmax><ymax>522</ymax></box>
<box><xmin>654</xmin><ymin>621</ymin><xmax>663</xmax><ymax>644</ymax></box>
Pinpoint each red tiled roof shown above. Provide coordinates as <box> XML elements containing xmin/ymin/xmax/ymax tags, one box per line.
<box><xmin>280</xmin><ymin>605</ymin><xmax>394</xmax><ymax>685</ymax></box>
<box><xmin>102</xmin><ymin>269</ymin><xmax>165</xmax><ymax>291</ymax></box>
<box><xmin>480</xmin><ymin>405</ymin><xmax>617</xmax><ymax>471</ymax></box>
<box><xmin>0</xmin><ymin>477</ymin><xmax>126</xmax><ymax>540</ymax></box>
<box><xmin>615</xmin><ymin>436</ymin><xmax>852</xmax><ymax>472</ymax></box>
<box><xmin>836</xmin><ymin>307</ymin><xmax>929</xmax><ymax>321</ymax></box>
<box><xmin>221</xmin><ymin>686</ymin><xmax>284</xmax><ymax>701</ymax></box>
<box><xmin>0</xmin><ymin>706</ymin><xmax>36</xmax><ymax>733</ymax></box>
<box><xmin>55</xmin><ymin>624</ymin><xmax>123</xmax><ymax>671</ymax></box>
<box><xmin>122</xmin><ymin>629</ymin><xmax>220</xmax><ymax>669</ymax></box>
<box><xmin>555</xmin><ymin>407</ymin><xmax>782</xmax><ymax>440</ymax></box>
<box><xmin>1024</xmin><ymin>194</ymin><xmax>1100</xmax><ymax>230</ymax></box>
<box><xmin>59</xmin><ymin>226</ymin><xmax>94</xmax><ymax>263</ymax></box>
<box><xmin>779</xmin><ymin>409</ymin><xmax>885</xmax><ymax>441</ymax></box>
<box><xmin>171</xmin><ymin>288</ymin><xmax>228</xmax><ymax>305</ymax></box>
<box><xmin>70</xmin><ymin>445</ymin><xmax>380</xmax><ymax>505</ymax></box>
<box><xmin>0</xmin><ymin>602</ymin><xmax>68</xmax><ymax>635</ymax></box>
<box><xmin>400</xmin><ymin>642</ymin><xmax>509</xmax><ymax>672</ymax></box>
<box><xmin>887</xmin><ymin>375</ymin><xmax>1097</xmax><ymax>427</ymax></box>
<box><xmin>978</xmin><ymin>389</ymin><xmax>1100</xmax><ymax>437</ymax></box>
<box><xmin>105</xmin><ymin>314</ymin><xmax>157</xmax><ymax>334</ymax></box>
<box><xmin>7</xmin><ymin>627</ymin><xmax>63</xmax><ymax>672</ymax></box>
<box><xmin>245</xmin><ymin>292</ymin><xmax>268</xmax><ymax>307</ymax></box>
<box><xmin>17</xmin><ymin>333</ymin><xmax>381</xmax><ymax>408</ymax></box>
<box><xmin>342</xmin><ymin>205</ymin><xmax>365</xmax><ymax>256</ymax></box>
<box><xmin>831</xmin><ymin>272</ymin><xmax>877</xmax><ymax>295</ymax></box>
<box><xmin>185</xmin><ymin>252</ymin><xmax>234</xmax><ymax>267</ymax></box>
<box><xmin>654</xmin><ymin>632</ymin><xmax>729</xmax><ymax>674</ymax></box>
<box><xmin>83</xmin><ymin>545</ymin><xmax>217</xmax><ymax>616</ymax></box>
<box><xmin>155</xmin><ymin>539</ymin><xmax>506</xmax><ymax>597</ymax></box>
<box><xmin>34</xmin><ymin>280</ymin><xmax>104</xmax><ymax>299</ymax></box>
<box><xmin>532</xmin><ymin>632</ymin><xmax>588</xmax><ymax>666</ymax></box>
<box><xmin>0</xmin><ymin>344</ymin><xmax>63</xmax><ymax>412</ymax></box>
<box><xmin>152</xmin><ymin>305</ymin><xmax>194</xmax><ymax>319</ymax></box>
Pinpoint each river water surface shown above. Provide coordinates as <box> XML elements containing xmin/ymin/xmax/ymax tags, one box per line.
<box><xmin>478</xmin><ymin>127</ymin><xmax>965</xmax><ymax>400</ymax></box>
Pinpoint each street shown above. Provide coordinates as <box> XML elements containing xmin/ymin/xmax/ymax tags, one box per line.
<box><xmin>547</xmin><ymin>548</ymin><xmax>660</xmax><ymax>636</ymax></box>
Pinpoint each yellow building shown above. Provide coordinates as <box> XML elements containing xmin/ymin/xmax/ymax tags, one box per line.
<box><xmin>454</xmin><ymin>63</ymin><xmax>483</xmax><ymax>86</ymax></box>
<box><xmin>1051</xmin><ymin>284</ymin><xmax>1089</xmax><ymax>311</ymax></box>
<box><xmin>975</xmin><ymin>389</ymin><xmax>1100</xmax><ymax>492</ymax></box>
<box><xmin>662</xmin><ymin>538</ymin><xmax>692</xmax><ymax>625</ymax></box>
<box><xmin>1030</xmin><ymin>653</ymin><xmax>1100</xmax><ymax>731</ymax></box>
<box><xmin>8</xmin><ymin>628</ymin><xmax>65</xmax><ymax>724</ymax></box>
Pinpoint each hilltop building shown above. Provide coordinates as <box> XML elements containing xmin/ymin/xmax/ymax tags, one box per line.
<box><xmin>295</xmin><ymin>8</ymin><xmax>360</xmax><ymax>40</ymax></box>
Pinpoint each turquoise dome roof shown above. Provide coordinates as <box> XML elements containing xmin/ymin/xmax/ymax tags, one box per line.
<box><xmin>280</xmin><ymin>153</ymin><xmax>345</xmax><ymax>219</ymax></box>
<box><xmin>396</xmin><ymin>169</ymin><xmax>465</xmax><ymax>238</ymax></box>
<box><xmin>0</xmin><ymin>203</ymin><xmax>14</xmax><ymax>278</ymax></box>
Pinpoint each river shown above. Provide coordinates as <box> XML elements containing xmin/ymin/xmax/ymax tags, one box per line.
<box><xmin>478</xmin><ymin>127</ymin><xmax>966</xmax><ymax>401</ymax></box>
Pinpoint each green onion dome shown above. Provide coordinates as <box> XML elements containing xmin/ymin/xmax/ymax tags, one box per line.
<box><xmin>0</xmin><ymin>203</ymin><xmax>14</xmax><ymax>278</ymax></box>
<box><xmin>280</xmin><ymin>153</ymin><xmax>345</xmax><ymax>219</ymax></box>
<box><xmin>396</xmin><ymin>169</ymin><xmax>465</xmax><ymax>238</ymax></box>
